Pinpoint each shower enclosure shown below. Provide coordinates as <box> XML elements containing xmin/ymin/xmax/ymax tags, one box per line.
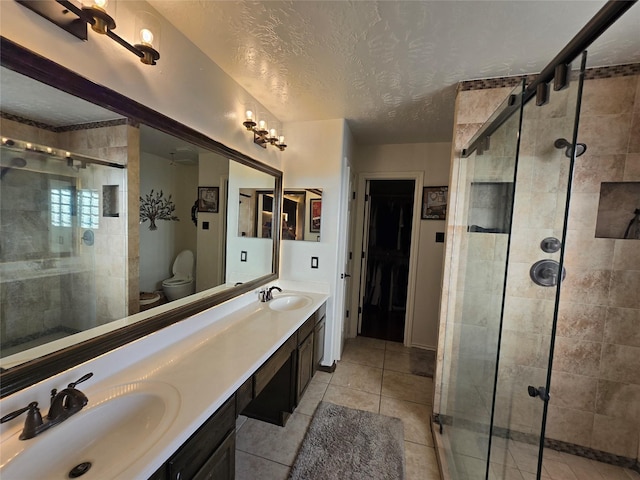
<box><xmin>436</xmin><ymin>33</ymin><xmax>640</xmax><ymax>478</ymax></box>
<box><xmin>0</xmin><ymin>138</ymin><xmax>127</xmax><ymax>360</ymax></box>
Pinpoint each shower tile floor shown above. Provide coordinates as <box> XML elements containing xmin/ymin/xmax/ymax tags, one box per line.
<box><xmin>235</xmin><ymin>336</ymin><xmax>441</xmax><ymax>479</ymax></box>
<box><xmin>450</xmin><ymin>433</ymin><xmax>639</xmax><ymax>480</ymax></box>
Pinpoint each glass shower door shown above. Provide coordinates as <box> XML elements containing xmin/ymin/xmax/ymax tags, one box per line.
<box><xmin>438</xmin><ymin>83</ymin><xmax>524</xmax><ymax>480</ymax></box>
<box><xmin>488</xmin><ymin>55</ymin><xmax>586</xmax><ymax>480</ymax></box>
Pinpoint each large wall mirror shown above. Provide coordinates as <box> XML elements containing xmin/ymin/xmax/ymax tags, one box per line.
<box><xmin>0</xmin><ymin>38</ymin><xmax>282</xmax><ymax>397</ymax></box>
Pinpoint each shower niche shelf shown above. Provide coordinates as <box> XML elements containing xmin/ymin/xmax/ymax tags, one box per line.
<box><xmin>467</xmin><ymin>182</ymin><xmax>514</xmax><ymax>234</ymax></box>
<box><xmin>595</xmin><ymin>182</ymin><xmax>640</xmax><ymax>240</ymax></box>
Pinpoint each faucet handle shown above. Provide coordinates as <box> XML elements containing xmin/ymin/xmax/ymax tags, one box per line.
<box><xmin>68</xmin><ymin>372</ymin><xmax>93</xmax><ymax>389</ymax></box>
<box><xmin>0</xmin><ymin>402</ymin><xmax>43</xmax><ymax>440</ymax></box>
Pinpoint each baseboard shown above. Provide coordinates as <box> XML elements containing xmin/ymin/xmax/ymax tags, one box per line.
<box><xmin>318</xmin><ymin>361</ymin><xmax>336</xmax><ymax>373</ymax></box>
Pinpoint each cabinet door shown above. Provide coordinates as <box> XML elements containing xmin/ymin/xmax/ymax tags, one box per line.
<box><xmin>313</xmin><ymin>316</ymin><xmax>326</xmax><ymax>372</ymax></box>
<box><xmin>193</xmin><ymin>430</ymin><xmax>236</xmax><ymax>480</ymax></box>
<box><xmin>297</xmin><ymin>332</ymin><xmax>314</xmax><ymax>401</ymax></box>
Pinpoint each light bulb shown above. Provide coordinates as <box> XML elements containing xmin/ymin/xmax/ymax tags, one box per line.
<box><xmin>258</xmin><ymin>120</ymin><xmax>267</xmax><ymax>131</ymax></box>
<box><xmin>269</xmin><ymin>128</ymin><xmax>277</xmax><ymax>139</ymax></box>
<box><xmin>46</xmin><ymin>147</ymin><xmax>53</xmax><ymax>153</ymax></box>
<box><xmin>278</xmin><ymin>136</ymin><xmax>285</xmax><ymax>144</ymax></box>
<box><xmin>1</xmin><ymin>137</ymin><xmax>7</xmax><ymax>144</ymax></box>
<box><xmin>66</xmin><ymin>151</ymin><xmax>71</xmax><ymax>157</ymax></box>
<box><xmin>246</xmin><ymin>110</ymin><xmax>253</xmax><ymax>121</ymax></box>
<box><xmin>93</xmin><ymin>0</ymin><xmax>108</xmax><ymax>9</ymax></box>
<box><xmin>140</xmin><ymin>28</ymin><xmax>154</xmax><ymax>46</ymax></box>
<box><xmin>26</xmin><ymin>143</ymin><xmax>32</xmax><ymax>149</ymax></box>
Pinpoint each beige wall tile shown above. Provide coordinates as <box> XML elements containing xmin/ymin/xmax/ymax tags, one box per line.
<box><xmin>552</xmin><ymin>337</ymin><xmax>602</xmax><ymax>377</ymax></box>
<box><xmin>608</xmin><ymin>270</ymin><xmax>640</xmax><ymax>309</ymax></box>
<box><xmin>571</xmin><ymin>153</ymin><xmax>625</xmax><ymax>194</ymax></box>
<box><xmin>600</xmin><ymin>343</ymin><xmax>640</xmax><ymax>384</ymax></box>
<box><xmin>556</xmin><ymin>302</ymin><xmax>606</xmax><ymax>342</ymax></box>
<box><xmin>591</xmin><ymin>414</ymin><xmax>638</xmax><ymax>458</ymax></box>
<box><xmin>581</xmin><ymin>76</ymin><xmax>637</xmax><ymax>116</ymax></box>
<box><xmin>549</xmin><ymin>371</ymin><xmax>597</xmax><ymax>412</ymax></box>
<box><xmin>559</xmin><ymin>269</ymin><xmax>611</xmax><ymax>306</ymax></box>
<box><xmin>456</xmin><ymin>87</ymin><xmax>515</xmax><ymax>125</ymax></box>
<box><xmin>604</xmin><ymin>307</ymin><xmax>640</xmax><ymax>348</ymax></box>
<box><xmin>629</xmin><ymin>113</ymin><xmax>640</xmax><ymax>154</ymax></box>
<box><xmin>613</xmin><ymin>238</ymin><xmax>640</xmax><ymax>271</ymax></box>
<box><xmin>545</xmin><ymin>405</ymin><xmax>593</xmax><ymax>446</ymax></box>
<box><xmin>595</xmin><ymin>379</ymin><xmax>640</xmax><ymax>423</ymax></box>
<box><xmin>578</xmin><ymin>114</ymin><xmax>633</xmax><ymax>156</ymax></box>
<box><xmin>563</xmin><ymin>236</ymin><xmax>615</xmax><ymax>270</ymax></box>
<box><xmin>624</xmin><ymin>153</ymin><xmax>640</xmax><ymax>181</ymax></box>
<box><xmin>566</xmin><ymin>192</ymin><xmax>600</xmax><ymax>233</ymax></box>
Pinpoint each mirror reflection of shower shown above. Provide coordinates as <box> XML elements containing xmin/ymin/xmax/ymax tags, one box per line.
<box><xmin>554</xmin><ymin>137</ymin><xmax>587</xmax><ymax>158</ymax></box>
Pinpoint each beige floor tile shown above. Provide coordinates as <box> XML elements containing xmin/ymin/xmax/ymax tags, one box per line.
<box><xmin>591</xmin><ymin>461</ymin><xmax>635</xmax><ymax>480</ymax></box>
<box><xmin>322</xmin><ymin>384</ymin><xmax>380</xmax><ymax>413</ymax></box>
<box><xmin>386</xmin><ymin>340</ymin><xmax>412</xmax><ymax>353</ymax></box>
<box><xmin>235</xmin><ymin>450</ymin><xmax>290</xmax><ymax>480</ymax></box>
<box><xmin>382</xmin><ymin>370</ymin><xmax>433</xmax><ymax>404</ymax></box>
<box><xmin>380</xmin><ymin>396</ymin><xmax>434</xmax><ymax>446</ymax></box>
<box><xmin>346</xmin><ymin>336</ymin><xmax>386</xmax><ymax>350</ymax></box>
<box><xmin>311</xmin><ymin>370</ymin><xmax>332</xmax><ymax>383</ymax></box>
<box><xmin>330</xmin><ymin>361</ymin><xmax>383</xmax><ymax>394</ymax></box>
<box><xmin>489</xmin><ymin>463</ymin><xmax>525</xmax><ymax>480</ymax></box>
<box><xmin>384</xmin><ymin>350</ymin><xmax>412</xmax><ymax>373</ymax></box>
<box><xmin>405</xmin><ymin>442</ymin><xmax>440</xmax><ymax>480</ymax></box>
<box><xmin>236</xmin><ymin>412</ymin><xmax>312</xmax><ymax>466</ymax></box>
<box><xmin>341</xmin><ymin>343</ymin><xmax>385</xmax><ymax>368</ymax></box>
<box><xmin>625</xmin><ymin>469</ymin><xmax>640</xmax><ymax>479</ymax></box>
<box><xmin>295</xmin><ymin>379</ymin><xmax>328</xmax><ymax>416</ymax></box>
<box><xmin>542</xmin><ymin>458</ymin><xmax>578</xmax><ymax>480</ymax></box>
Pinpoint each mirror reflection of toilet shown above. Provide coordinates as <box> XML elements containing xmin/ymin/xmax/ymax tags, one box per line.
<box><xmin>162</xmin><ymin>250</ymin><xmax>195</xmax><ymax>301</ymax></box>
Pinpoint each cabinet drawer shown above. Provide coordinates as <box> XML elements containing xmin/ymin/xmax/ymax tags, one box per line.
<box><xmin>297</xmin><ymin>314</ymin><xmax>316</xmax><ymax>345</ymax></box>
<box><xmin>168</xmin><ymin>396</ymin><xmax>235</xmax><ymax>480</ymax></box>
<box><xmin>254</xmin><ymin>335</ymin><xmax>296</xmax><ymax>396</ymax></box>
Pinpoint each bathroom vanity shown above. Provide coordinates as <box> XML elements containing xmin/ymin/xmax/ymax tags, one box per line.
<box><xmin>0</xmin><ymin>289</ymin><xmax>329</xmax><ymax>480</ymax></box>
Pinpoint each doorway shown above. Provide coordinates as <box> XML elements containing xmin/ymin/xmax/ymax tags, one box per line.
<box><xmin>359</xmin><ymin>179</ymin><xmax>415</xmax><ymax>342</ymax></box>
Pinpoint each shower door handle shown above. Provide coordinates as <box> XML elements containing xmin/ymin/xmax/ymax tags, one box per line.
<box><xmin>527</xmin><ymin>385</ymin><xmax>550</xmax><ymax>402</ymax></box>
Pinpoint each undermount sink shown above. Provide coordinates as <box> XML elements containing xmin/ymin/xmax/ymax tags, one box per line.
<box><xmin>269</xmin><ymin>294</ymin><xmax>313</xmax><ymax>312</ymax></box>
<box><xmin>0</xmin><ymin>381</ymin><xmax>181</xmax><ymax>480</ymax></box>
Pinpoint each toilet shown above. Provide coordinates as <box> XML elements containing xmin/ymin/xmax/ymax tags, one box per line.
<box><xmin>162</xmin><ymin>250</ymin><xmax>195</xmax><ymax>301</ymax></box>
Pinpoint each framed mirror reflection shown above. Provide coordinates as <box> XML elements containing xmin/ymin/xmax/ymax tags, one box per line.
<box><xmin>0</xmin><ymin>38</ymin><xmax>282</xmax><ymax>396</ymax></box>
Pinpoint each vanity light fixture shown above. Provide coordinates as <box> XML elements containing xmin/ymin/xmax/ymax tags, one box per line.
<box><xmin>242</xmin><ymin>111</ymin><xmax>287</xmax><ymax>151</ymax></box>
<box><xmin>15</xmin><ymin>0</ymin><xmax>160</xmax><ymax>65</ymax></box>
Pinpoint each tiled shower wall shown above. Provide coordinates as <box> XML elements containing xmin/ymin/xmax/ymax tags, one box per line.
<box><xmin>0</xmin><ymin>118</ymin><xmax>137</xmax><ymax>345</ymax></box>
<box><xmin>435</xmin><ymin>68</ymin><xmax>640</xmax><ymax>461</ymax></box>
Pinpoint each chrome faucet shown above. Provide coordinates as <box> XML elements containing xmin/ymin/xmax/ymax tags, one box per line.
<box><xmin>258</xmin><ymin>285</ymin><xmax>282</xmax><ymax>302</ymax></box>
<box><xmin>0</xmin><ymin>372</ymin><xmax>93</xmax><ymax>440</ymax></box>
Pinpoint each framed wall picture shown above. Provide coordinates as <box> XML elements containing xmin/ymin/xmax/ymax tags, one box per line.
<box><xmin>422</xmin><ymin>186</ymin><xmax>448</xmax><ymax>220</ymax></box>
<box><xmin>198</xmin><ymin>186</ymin><xmax>219</xmax><ymax>213</ymax></box>
<box><xmin>310</xmin><ymin>198</ymin><xmax>322</xmax><ymax>233</ymax></box>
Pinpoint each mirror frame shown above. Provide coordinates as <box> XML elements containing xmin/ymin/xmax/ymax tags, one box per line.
<box><xmin>0</xmin><ymin>37</ymin><xmax>283</xmax><ymax>397</ymax></box>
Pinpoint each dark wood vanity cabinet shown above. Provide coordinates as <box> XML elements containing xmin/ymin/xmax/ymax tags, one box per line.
<box><xmin>149</xmin><ymin>396</ymin><xmax>236</xmax><ymax>480</ymax></box>
<box><xmin>296</xmin><ymin>328</ymin><xmax>314</xmax><ymax>401</ymax></box>
<box><xmin>148</xmin><ymin>301</ymin><xmax>327</xmax><ymax>480</ymax></box>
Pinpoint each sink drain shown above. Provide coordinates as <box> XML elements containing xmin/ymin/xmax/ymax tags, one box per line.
<box><xmin>69</xmin><ymin>462</ymin><xmax>92</xmax><ymax>478</ymax></box>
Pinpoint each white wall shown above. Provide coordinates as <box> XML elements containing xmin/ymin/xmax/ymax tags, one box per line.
<box><xmin>352</xmin><ymin>142</ymin><xmax>451</xmax><ymax>349</ymax></box>
<box><xmin>139</xmin><ymin>152</ymin><xmax>197</xmax><ymax>292</ymax></box>
<box><xmin>280</xmin><ymin>118</ymin><xmax>352</xmax><ymax>365</ymax></box>
<box><xmin>196</xmin><ymin>152</ymin><xmax>229</xmax><ymax>291</ymax></box>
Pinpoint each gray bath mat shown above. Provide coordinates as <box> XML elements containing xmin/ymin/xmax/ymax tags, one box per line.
<box><xmin>289</xmin><ymin>402</ymin><xmax>405</xmax><ymax>480</ymax></box>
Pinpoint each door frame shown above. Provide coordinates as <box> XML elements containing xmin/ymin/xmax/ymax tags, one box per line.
<box><xmin>349</xmin><ymin>171</ymin><xmax>424</xmax><ymax>346</ymax></box>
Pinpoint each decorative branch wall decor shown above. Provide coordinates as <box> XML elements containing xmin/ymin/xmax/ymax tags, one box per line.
<box><xmin>140</xmin><ymin>189</ymin><xmax>179</xmax><ymax>230</ymax></box>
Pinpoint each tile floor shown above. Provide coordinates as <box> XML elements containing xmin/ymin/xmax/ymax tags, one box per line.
<box><xmin>235</xmin><ymin>336</ymin><xmax>441</xmax><ymax>479</ymax></box>
<box><xmin>444</xmin><ymin>426</ymin><xmax>640</xmax><ymax>480</ymax></box>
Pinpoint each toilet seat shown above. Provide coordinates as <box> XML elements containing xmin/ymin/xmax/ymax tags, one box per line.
<box><xmin>162</xmin><ymin>250</ymin><xmax>195</xmax><ymax>301</ymax></box>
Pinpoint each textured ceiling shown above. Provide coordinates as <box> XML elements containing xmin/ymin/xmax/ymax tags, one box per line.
<box><xmin>149</xmin><ymin>0</ymin><xmax>640</xmax><ymax>145</ymax></box>
<box><xmin>0</xmin><ymin>68</ymin><xmax>123</xmax><ymax>127</ymax></box>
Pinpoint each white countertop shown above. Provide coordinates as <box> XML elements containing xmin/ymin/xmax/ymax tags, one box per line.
<box><xmin>0</xmin><ymin>288</ymin><xmax>329</xmax><ymax>479</ymax></box>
